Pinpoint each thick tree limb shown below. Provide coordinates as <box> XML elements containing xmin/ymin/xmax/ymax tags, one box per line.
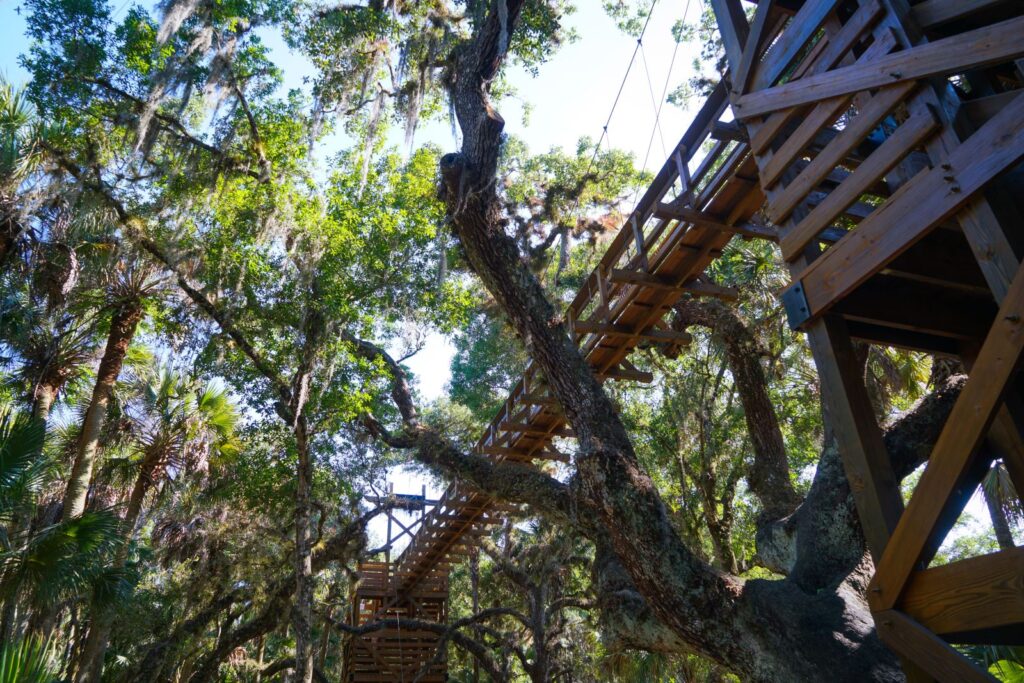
<box><xmin>672</xmin><ymin>298</ymin><xmax>800</xmax><ymax>521</ymax></box>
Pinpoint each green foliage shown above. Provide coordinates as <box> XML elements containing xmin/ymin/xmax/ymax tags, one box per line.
<box><xmin>0</xmin><ymin>636</ymin><xmax>59</xmax><ymax>683</ymax></box>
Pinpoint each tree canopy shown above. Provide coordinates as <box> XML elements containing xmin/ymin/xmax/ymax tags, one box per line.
<box><xmin>0</xmin><ymin>0</ymin><xmax>1018</xmax><ymax>682</ymax></box>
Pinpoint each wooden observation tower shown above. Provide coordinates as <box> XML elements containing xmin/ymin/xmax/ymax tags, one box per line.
<box><xmin>345</xmin><ymin>1</ymin><xmax>1024</xmax><ymax>680</ymax></box>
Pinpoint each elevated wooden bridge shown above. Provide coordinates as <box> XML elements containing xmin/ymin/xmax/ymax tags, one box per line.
<box><xmin>344</xmin><ymin>1</ymin><xmax>1024</xmax><ymax>680</ymax></box>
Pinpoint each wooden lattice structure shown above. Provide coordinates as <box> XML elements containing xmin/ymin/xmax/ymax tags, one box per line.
<box><xmin>343</xmin><ymin>488</ymin><xmax>450</xmax><ymax>682</ymax></box>
<box><xmin>709</xmin><ymin>0</ymin><xmax>1024</xmax><ymax>678</ymax></box>
<box><xmin>348</xmin><ymin>1</ymin><xmax>1024</xmax><ymax>679</ymax></box>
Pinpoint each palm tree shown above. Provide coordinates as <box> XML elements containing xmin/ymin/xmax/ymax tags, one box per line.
<box><xmin>75</xmin><ymin>368</ymin><xmax>238</xmax><ymax>683</ymax></box>
<box><xmin>0</xmin><ymin>406</ymin><xmax>119</xmax><ymax>644</ymax></box>
<box><xmin>0</xmin><ymin>79</ymin><xmax>46</xmax><ymax>267</ymax></box>
<box><xmin>62</xmin><ymin>263</ymin><xmax>159</xmax><ymax>521</ymax></box>
<box><xmin>0</xmin><ymin>293</ymin><xmax>96</xmax><ymax>425</ymax></box>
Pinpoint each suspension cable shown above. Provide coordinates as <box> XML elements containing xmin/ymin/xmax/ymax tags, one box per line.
<box><xmin>564</xmin><ymin>0</ymin><xmax>661</xmax><ymax>227</ymax></box>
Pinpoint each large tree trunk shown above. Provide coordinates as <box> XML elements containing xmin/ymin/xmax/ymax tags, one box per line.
<box><xmin>434</xmin><ymin>3</ymin><xmax>903</xmax><ymax>679</ymax></box>
<box><xmin>63</xmin><ymin>300</ymin><xmax>144</xmax><ymax>520</ymax></box>
<box><xmin>984</xmin><ymin>481</ymin><xmax>1016</xmax><ymax>550</ymax></box>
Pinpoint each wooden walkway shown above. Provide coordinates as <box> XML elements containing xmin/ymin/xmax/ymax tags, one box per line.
<box><xmin>345</xmin><ymin>1</ymin><xmax>1024</xmax><ymax>680</ymax></box>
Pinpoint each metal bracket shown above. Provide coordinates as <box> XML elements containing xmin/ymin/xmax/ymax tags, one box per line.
<box><xmin>781</xmin><ymin>281</ymin><xmax>811</xmax><ymax>330</ymax></box>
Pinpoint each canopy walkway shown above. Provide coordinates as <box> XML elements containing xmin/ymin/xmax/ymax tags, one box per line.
<box><xmin>344</xmin><ymin>1</ymin><xmax>1024</xmax><ymax>680</ymax></box>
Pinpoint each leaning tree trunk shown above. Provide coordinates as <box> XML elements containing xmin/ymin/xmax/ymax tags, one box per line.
<box><xmin>63</xmin><ymin>299</ymin><xmax>144</xmax><ymax>520</ymax></box>
<box><xmin>31</xmin><ymin>380</ymin><xmax>59</xmax><ymax>424</ymax></box>
<box><xmin>984</xmin><ymin>482</ymin><xmax>1016</xmax><ymax>550</ymax></box>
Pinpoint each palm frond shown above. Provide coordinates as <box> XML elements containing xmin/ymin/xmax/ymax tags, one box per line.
<box><xmin>0</xmin><ymin>635</ymin><xmax>60</xmax><ymax>683</ymax></box>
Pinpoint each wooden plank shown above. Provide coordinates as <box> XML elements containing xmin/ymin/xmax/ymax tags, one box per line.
<box><xmin>477</xmin><ymin>446</ymin><xmax>569</xmax><ymax>463</ymax></box>
<box><xmin>780</xmin><ymin>106</ymin><xmax>940</xmax><ymax>260</ymax></box>
<box><xmin>870</xmin><ymin>262</ymin><xmax>1024</xmax><ymax>611</ymax></box>
<box><xmin>734</xmin><ymin>16</ymin><xmax>1024</xmax><ymax>119</ymax></box>
<box><xmin>653</xmin><ymin>203</ymin><xmax>779</xmax><ymax>241</ymax></box>
<box><xmin>900</xmin><ymin>548</ymin><xmax>1024</xmax><ymax>637</ymax></box>
<box><xmin>683</xmin><ymin>278</ymin><xmax>739</xmax><ymax>302</ymax></box>
<box><xmin>600</xmin><ymin>364</ymin><xmax>655</xmax><ymax>383</ymax></box>
<box><xmin>518</xmin><ymin>392</ymin><xmax>558</xmax><ymax>406</ymax></box>
<box><xmin>496</xmin><ymin>421</ymin><xmax>572</xmax><ymax>438</ymax></box>
<box><xmin>875</xmin><ymin>610</ymin><xmax>995</xmax><ymax>682</ymax></box>
<box><xmin>796</xmin><ymin>91</ymin><xmax>1024</xmax><ymax>320</ymax></box>
<box><xmin>912</xmin><ymin>0</ymin><xmax>1011</xmax><ymax>29</ymax></box>
<box><xmin>805</xmin><ymin>315</ymin><xmax>903</xmax><ymax>560</ymax></box>
<box><xmin>759</xmin><ymin>93</ymin><xmax>853</xmax><ymax>189</ymax></box>
<box><xmin>749</xmin><ymin>9</ymin><xmax>892</xmax><ymax>155</ymax></box>
<box><xmin>609</xmin><ymin>269</ymin><xmax>739</xmax><ymax>301</ymax></box>
<box><xmin>749</xmin><ymin>0</ymin><xmax>842</xmax><ymax>92</ymax></box>
<box><xmin>767</xmin><ymin>80</ymin><xmax>916</xmax><ymax>218</ymax></box>
<box><xmin>957</xmin><ymin>196</ymin><xmax>1020</xmax><ymax>305</ymax></box>
<box><xmin>733</xmin><ymin>0</ymin><xmax>777</xmax><ymax>95</ymax></box>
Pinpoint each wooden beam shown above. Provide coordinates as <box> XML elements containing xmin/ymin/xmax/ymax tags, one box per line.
<box><xmin>875</xmin><ymin>610</ymin><xmax>994</xmax><ymax>682</ymax></box>
<box><xmin>899</xmin><ymin>548</ymin><xmax>1024</xmax><ymax>637</ymax></box>
<box><xmin>518</xmin><ymin>392</ymin><xmax>558</xmax><ymax>406</ymax></box>
<box><xmin>708</xmin><ymin>0</ymin><xmax>750</xmax><ymax>74</ymax></box>
<box><xmin>870</xmin><ymin>262</ymin><xmax>1024</xmax><ymax>611</ymax></box>
<box><xmin>766</xmin><ymin>80</ymin><xmax>915</xmax><ymax>219</ymax></box>
<box><xmin>805</xmin><ymin>315</ymin><xmax>904</xmax><ymax>560</ymax></box>
<box><xmin>574</xmin><ymin>318</ymin><xmax>695</xmax><ymax>345</ymax></box>
<box><xmin>496</xmin><ymin>422</ymin><xmax>572</xmax><ymax>438</ymax></box>
<box><xmin>600</xmin><ymin>364</ymin><xmax>655</xmax><ymax>383</ymax></box>
<box><xmin>834</xmin><ymin>274</ymin><xmax>996</xmax><ymax>341</ymax></box>
<box><xmin>653</xmin><ymin>203</ymin><xmax>779</xmax><ymax>241</ymax></box>
<box><xmin>733</xmin><ymin>0</ymin><xmax>777</xmax><ymax>95</ymax></box>
<box><xmin>795</xmin><ymin>91</ymin><xmax>1024</xmax><ymax>321</ymax></box>
<box><xmin>734</xmin><ymin>16</ymin><xmax>1024</xmax><ymax>119</ymax></box>
<box><xmin>912</xmin><ymin>0</ymin><xmax>1011</xmax><ymax>29</ymax></box>
<box><xmin>748</xmin><ymin>0</ymin><xmax>886</xmax><ymax>155</ymax></box>
<box><xmin>609</xmin><ymin>268</ymin><xmax>740</xmax><ymax>301</ymax></box>
<box><xmin>749</xmin><ymin>0</ymin><xmax>842</xmax><ymax>92</ymax></box>
<box><xmin>962</xmin><ymin>89</ymin><xmax>1024</xmax><ymax>129</ymax></box>
<box><xmin>477</xmin><ymin>446</ymin><xmax>569</xmax><ymax>463</ymax></box>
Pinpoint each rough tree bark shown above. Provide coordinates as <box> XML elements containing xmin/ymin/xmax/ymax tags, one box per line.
<box><xmin>63</xmin><ymin>298</ymin><xmax>145</xmax><ymax>520</ymax></box>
